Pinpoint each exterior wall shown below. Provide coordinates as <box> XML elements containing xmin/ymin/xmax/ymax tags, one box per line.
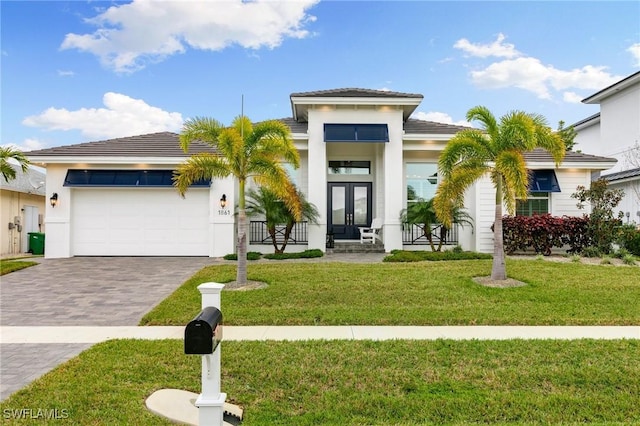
<box><xmin>471</xmin><ymin>175</ymin><xmax>498</xmax><ymax>253</ymax></box>
<box><xmin>599</xmin><ymin>84</ymin><xmax>640</xmax><ymax>173</ymax></box>
<box><xmin>609</xmin><ymin>179</ymin><xmax>640</xmax><ymax>225</ymax></box>
<box><xmin>550</xmin><ymin>169</ymin><xmax>593</xmax><ymax>216</ymax></box>
<box><xmin>574</xmin><ymin>121</ymin><xmax>600</xmax><ymax>157</ymax></box>
<box><xmin>0</xmin><ymin>190</ymin><xmax>46</xmax><ymax>255</ymax></box>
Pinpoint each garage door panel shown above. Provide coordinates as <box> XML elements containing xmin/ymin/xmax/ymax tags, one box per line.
<box><xmin>72</xmin><ymin>189</ymin><xmax>210</xmax><ymax>256</ymax></box>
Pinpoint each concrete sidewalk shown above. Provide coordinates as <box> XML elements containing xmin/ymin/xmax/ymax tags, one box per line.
<box><xmin>2</xmin><ymin>325</ymin><xmax>639</xmax><ymax>343</ymax></box>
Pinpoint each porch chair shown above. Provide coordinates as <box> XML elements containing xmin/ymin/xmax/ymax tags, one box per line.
<box><xmin>359</xmin><ymin>217</ymin><xmax>383</xmax><ymax>244</ymax></box>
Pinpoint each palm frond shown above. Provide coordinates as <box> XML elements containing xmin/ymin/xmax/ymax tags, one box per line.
<box><xmin>179</xmin><ymin>117</ymin><xmax>224</xmax><ymax>151</ymax></box>
<box><xmin>173</xmin><ymin>154</ymin><xmax>230</xmax><ymax>196</ymax></box>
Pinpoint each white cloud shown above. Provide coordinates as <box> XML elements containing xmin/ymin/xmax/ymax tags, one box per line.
<box><xmin>456</xmin><ymin>35</ymin><xmax>623</xmax><ymax>102</ymax></box>
<box><xmin>2</xmin><ymin>139</ymin><xmax>47</xmax><ymax>152</ymax></box>
<box><xmin>22</xmin><ymin>92</ymin><xmax>183</xmax><ymax>139</ymax></box>
<box><xmin>628</xmin><ymin>43</ymin><xmax>640</xmax><ymax>67</ymax></box>
<box><xmin>454</xmin><ymin>33</ymin><xmax>520</xmax><ymax>58</ymax></box>
<box><xmin>562</xmin><ymin>91</ymin><xmax>583</xmax><ymax>104</ymax></box>
<box><xmin>60</xmin><ymin>0</ymin><xmax>319</xmax><ymax>73</ymax></box>
<box><xmin>470</xmin><ymin>58</ymin><xmax>621</xmax><ymax>100</ymax></box>
<box><xmin>413</xmin><ymin>111</ymin><xmax>471</xmax><ymax>127</ymax></box>
<box><xmin>57</xmin><ymin>70</ymin><xmax>75</xmax><ymax>77</ymax></box>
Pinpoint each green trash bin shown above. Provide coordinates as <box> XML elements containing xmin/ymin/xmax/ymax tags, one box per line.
<box><xmin>28</xmin><ymin>232</ymin><xmax>45</xmax><ymax>255</ymax></box>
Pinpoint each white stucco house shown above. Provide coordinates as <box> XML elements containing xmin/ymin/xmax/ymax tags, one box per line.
<box><xmin>574</xmin><ymin>71</ymin><xmax>640</xmax><ymax>224</ymax></box>
<box><xmin>28</xmin><ymin>88</ymin><xmax>617</xmax><ymax>258</ymax></box>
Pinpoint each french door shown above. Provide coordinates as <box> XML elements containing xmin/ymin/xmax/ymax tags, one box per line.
<box><xmin>327</xmin><ymin>182</ymin><xmax>372</xmax><ymax>240</ymax></box>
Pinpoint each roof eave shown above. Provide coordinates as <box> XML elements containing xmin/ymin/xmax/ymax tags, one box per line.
<box><xmin>27</xmin><ymin>156</ymin><xmax>191</xmax><ymax>166</ymax></box>
<box><xmin>291</xmin><ymin>96</ymin><xmax>423</xmax><ymax>122</ymax></box>
<box><xmin>582</xmin><ymin>71</ymin><xmax>640</xmax><ymax>104</ymax></box>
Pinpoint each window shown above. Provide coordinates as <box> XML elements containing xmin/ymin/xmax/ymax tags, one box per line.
<box><xmin>328</xmin><ymin>161</ymin><xmax>370</xmax><ymax>175</ymax></box>
<box><xmin>406</xmin><ymin>163</ymin><xmax>438</xmax><ymax>202</ymax></box>
<box><xmin>516</xmin><ymin>193</ymin><xmax>549</xmax><ymax>216</ymax></box>
<box><xmin>324</xmin><ymin>124</ymin><xmax>389</xmax><ymax>142</ymax></box>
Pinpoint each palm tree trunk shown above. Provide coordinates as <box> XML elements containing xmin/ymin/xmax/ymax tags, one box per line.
<box><xmin>491</xmin><ymin>179</ymin><xmax>507</xmax><ymax>280</ymax></box>
<box><xmin>237</xmin><ymin>179</ymin><xmax>248</xmax><ymax>285</ymax></box>
<box><xmin>424</xmin><ymin>227</ymin><xmax>436</xmax><ymax>252</ymax></box>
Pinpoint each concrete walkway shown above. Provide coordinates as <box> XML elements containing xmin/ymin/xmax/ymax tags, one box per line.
<box><xmin>2</xmin><ymin>325</ymin><xmax>639</xmax><ymax>343</ymax></box>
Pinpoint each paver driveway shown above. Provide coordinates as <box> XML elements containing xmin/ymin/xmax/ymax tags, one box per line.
<box><xmin>1</xmin><ymin>256</ymin><xmax>211</xmax><ymax>400</ymax></box>
<box><xmin>1</xmin><ymin>257</ymin><xmax>212</xmax><ymax>326</ymax></box>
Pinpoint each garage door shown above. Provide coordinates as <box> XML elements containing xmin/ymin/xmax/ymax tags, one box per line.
<box><xmin>72</xmin><ymin>188</ymin><xmax>210</xmax><ymax>256</ymax></box>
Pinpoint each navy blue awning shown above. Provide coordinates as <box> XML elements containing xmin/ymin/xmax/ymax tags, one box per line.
<box><xmin>324</xmin><ymin>124</ymin><xmax>389</xmax><ymax>142</ymax></box>
<box><xmin>529</xmin><ymin>170</ymin><xmax>561</xmax><ymax>192</ymax></box>
<box><xmin>63</xmin><ymin>170</ymin><xmax>210</xmax><ymax>187</ymax></box>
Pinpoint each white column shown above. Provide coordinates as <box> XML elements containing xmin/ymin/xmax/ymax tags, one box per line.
<box><xmin>43</xmin><ymin>165</ymin><xmax>72</xmax><ymax>258</ymax></box>
<box><xmin>195</xmin><ymin>283</ymin><xmax>226</xmax><ymax>426</ymax></box>
<box><xmin>306</xmin><ymin>111</ymin><xmax>328</xmax><ymax>251</ymax></box>
<box><xmin>383</xmin><ymin>122</ymin><xmax>404</xmax><ymax>252</ymax></box>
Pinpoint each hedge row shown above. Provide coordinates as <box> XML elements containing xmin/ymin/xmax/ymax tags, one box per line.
<box><xmin>502</xmin><ymin>214</ymin><xmax>591</xmax><ymax>255</ymax></box>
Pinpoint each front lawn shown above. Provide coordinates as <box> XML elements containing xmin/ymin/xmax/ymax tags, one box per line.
<box><xmin>0</xmin><ymin>259</ymin><xmax>39</xmax><ymax>275</ymax></box>
<box><xmin>141</xmin><ymin>260</ymin><xmax>640</xmax><ymax>326</ymax></box>
<box><xmin>1</xmin><ymin>339</ymin><xmax>638</xmax><ymax>425</ymax></box>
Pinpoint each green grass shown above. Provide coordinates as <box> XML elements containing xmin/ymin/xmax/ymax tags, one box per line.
<box><xmin>1</xmin><ymin>339</ymin><xmax>638</xmax><ymax>425</ymax></box>
<box><xmin>141</xmin><ymin>260</ymin><xmax>640</xmax><ymax>326</ymax></box>
<box><xmin>0</xmin><ymin>259</ymin><xmax>39</xmax><ymax>275</ymax></box>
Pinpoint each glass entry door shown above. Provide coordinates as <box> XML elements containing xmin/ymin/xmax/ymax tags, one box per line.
<box><xmin>328</xmin><ymin>182</ymin><xmax>372</xmax><ymax>240</ymax></box>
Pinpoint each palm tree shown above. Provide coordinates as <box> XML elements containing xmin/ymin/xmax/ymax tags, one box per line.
<box><xmin>246</xmin><ymin>185</ymin><xmax>319</xmax><ymax>253</ymax></box>
<box><xmin>174</xmin><ymin>116</ymin><xmax>301</xmax><ymax>285</ymax></box>
<box><xmin>434</xmin><ymin>106</ymin><xmax>565</xmax><ymax>280</ymax></box>
<box><xmin>401</xmin><ymin>198</ymin><xmax>473</xmax><ymax>252</ymax></box>
<box><xmin>1</xmin><ymin>146</ymin><xmax>30</xmax><ymax>182</ymax></box>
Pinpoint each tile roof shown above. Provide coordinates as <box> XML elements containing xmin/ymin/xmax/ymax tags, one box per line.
<box><xmin>276</xmin><ymin>117</ymin><xmax>309</xmax><ymax>133</ymax></box>
<box><xmin>0</xmin><ymin>165</ymin><xmax>46</xmax><ymax>195</ymax></box>
<box><xmin>602</xmin><ymin>167</ymin><xmax>640</xmax><ymax>181</ymax></box>
<box><xmin>27</xmin><ymin>132</ymin><xmax>217</xmax><ymax>158</ymax></box>
<box><xmin>404</xmin><ymin>118</ymin><xmax>471</xmax><ymax>134</ymax></box>
<box><xmin>524</xmin><ymin>148</ymin><xmax>616</xmax><ymax>164</ymax></box>
<box><xmin>290</xmin><ymin>88</ymin><xmax>423</xmax><ymax>99</ymax></box>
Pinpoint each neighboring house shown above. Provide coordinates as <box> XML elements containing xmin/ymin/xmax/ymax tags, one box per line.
<box><xmin>28</xmin><ymin>88</ymin><xmax>617</xmax><ymax>258</ymax></box>
<box><xmin>574</xmin><ymin>71</ymin><xmax>640</xmax><ymax>224</ymax></box>
<box><xmin>0</xmin><ymin>165</ymin><xmax>46</xmax><ymax>255</ymax></box>
<box><xmin>603</xmin><ymin>167</ymin><xmax>640</xmax><ymax>225</ymax></box>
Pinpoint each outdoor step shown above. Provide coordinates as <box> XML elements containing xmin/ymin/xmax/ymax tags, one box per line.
<box><xmin>328</xmin><ymin>242</ymin><xmax>385</xmax><ymax>254</ymax></box>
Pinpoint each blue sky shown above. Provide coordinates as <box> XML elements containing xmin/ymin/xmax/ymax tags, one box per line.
<box><xmin>2</xmin><ymin>1</ymin><xmax>639</xmax><ymax>153</ymax></box>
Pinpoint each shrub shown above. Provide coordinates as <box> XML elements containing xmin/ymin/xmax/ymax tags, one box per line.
<box><xmin>572</xmin><ymin>179</ymin><xmax>624</xmax><ymax>254</ymax></box>
<box><xmin>502</xmin><ymin>214</ymin><xmax>590</xmax><ymax>255</ymax></box>
<box><xmin>582</xmin><ymin>246</ymin><xmax>602</xmax><ymax>258</ymax></box>
<box><xmin>618</xmin><ymin>227</ymin><xmax>640</xmax><ymax>256</ymax></box>
<box><xmin>383</xmin><ymin>250</ymin><xmax>492</xmax><ymax>262</ymax></box>
<box><xmin>622</xmin><ymin>254</ymin><xmax>637</xmax><ymax>266</ymax></box>
<box><xmin>223</xmin><ymin>251</ymin><xmax>262</xmax><ymax>261</ymax></box>
<box><xmin>263</xmin><ymin>249</ymin><xmax>324</xmax><ymax>260</ymax></box>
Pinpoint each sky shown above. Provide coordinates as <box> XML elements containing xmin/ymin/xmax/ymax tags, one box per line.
<box><xmin>1</xmin><ymin>1</ymin><xmax>639</xmax><ymax>154</ymax></box>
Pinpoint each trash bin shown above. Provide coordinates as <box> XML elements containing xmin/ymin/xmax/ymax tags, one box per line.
<box><xmin>28</xmin><ymin>232</ymin><xmax>45</xmax><ymax>255</ymax></box>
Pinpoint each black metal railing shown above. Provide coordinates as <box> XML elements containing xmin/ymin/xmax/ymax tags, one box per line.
<box><xmin>249</xmin><ymin>221</ymin><xmax>309</xmax><ymax>245</ymax></box>
<box><xmin>402</xmin><ymin>223</ymin><xmax>459</xmax><ymax>245</ymax></box>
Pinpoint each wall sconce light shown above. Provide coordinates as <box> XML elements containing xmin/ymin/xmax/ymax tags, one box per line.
<box><xmin>50</xmin><ymin>193</ymin><xmax>58</xmax><ymax>208</ymax></box>
<box><xmin>219</xmin><ymin>194</ymin><xmax>227</xmax><ymax>209</ymax></box>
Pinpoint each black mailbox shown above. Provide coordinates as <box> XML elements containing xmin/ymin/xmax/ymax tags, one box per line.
<box><xmin>184</xmin><ymin>306</ymin><xmax>223</xmax><ymax>355</ymax></box>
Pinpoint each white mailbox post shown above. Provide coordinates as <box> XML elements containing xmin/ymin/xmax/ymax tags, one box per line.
<box><xmin>195</xmin><ymin>282</ymin><xmax>226</xmax><ymax>426</ymax></box>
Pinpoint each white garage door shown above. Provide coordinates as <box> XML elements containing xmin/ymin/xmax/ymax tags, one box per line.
<box><xmin>72</xmin><ymin>188</ymin><xmax>210</xmax><ymax>256</ymax></box>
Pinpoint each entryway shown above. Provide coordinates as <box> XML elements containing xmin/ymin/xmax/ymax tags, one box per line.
<box><xmin>327</xmin><ymin>182</ymin><xmax>372</xmax><ymax>240</ymax></box>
